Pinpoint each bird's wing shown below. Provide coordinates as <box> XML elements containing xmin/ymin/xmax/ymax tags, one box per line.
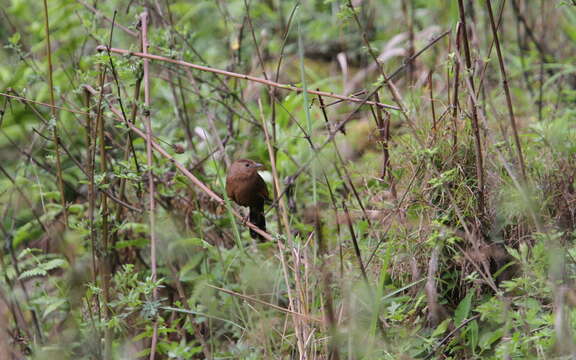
<box><xmin>256</xmin><ymin>174</ymin><xmax>270</xmax><ymax>202</ymax></box>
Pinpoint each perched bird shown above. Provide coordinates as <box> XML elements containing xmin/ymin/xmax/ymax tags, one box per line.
<box><xmin>226</xmin><ymin>159</ymin><xmax>269</xmax><ymax>240</ymax></box>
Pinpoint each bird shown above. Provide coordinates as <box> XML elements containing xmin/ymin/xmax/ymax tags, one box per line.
<box><xmin>226</xmin><ymin>159</ymin><xmax>270</xmax><ymax>241</ymax></box>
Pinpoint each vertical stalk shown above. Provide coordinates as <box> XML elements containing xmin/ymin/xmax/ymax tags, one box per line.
<box><xmin>94</xmin><ymin>65</ymin><xmax>112</xmax><ymax>359</ymax></box>
<box><xmin>140</xmin><ymin>12</ymin><xmax>159</xmax><ymax>360</ymax></box>
<box><xmin>342</xmin><ymin>200</ymin><xmax>368</xmax><ymax>282</ymax></box>
<box><xmin>258</xmin><ymin>99</ymin><xmax>304</xmax><ymax>358</ymax></box>
<box><xmin>401</xmin><ymin>0</ymin><xmax>415</xmax><ymax>85</ymax></box>
<box><xmin>373</xmin><ymin>93</ymin><xmax>391</xmax><ymax>181</ymax></box>
<box><xmin>451</xmin><ymin>23</ymin><xmax>462</xmax><ymax>157</ymax></box>
<box><xmin>297</xmin><ymin>12</ymin><xmax>317</xmax><ymax>209</ymax></box>
<box><xmin>314</xmin><ymin>206</ymin><xmax>340</xmax><ymax>360</ymax></box>
<box><xmin>42</xmin><ymin>0</ymin><xmax>68</xmax><ymax>228</ymax></box>
<box><xmin>485</xmin><ymin>0</ymin><xmax>527</xmax><ymax>181</ymax></box>
<box><xmin>457</xmin><ymin>0</ymin><xmax>485</xmax><ymax>216</ymax></box>
<box><xmin>428</xmin><ymin>71</ymin><xmax>437</xmax><ymax>138</ymax></box>
<box><xmin>84</xmin><ymin>89</ymin><xmax>102</xmax><ymax>342</ymax></box>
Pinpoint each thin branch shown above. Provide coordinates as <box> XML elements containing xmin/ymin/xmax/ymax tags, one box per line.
<box><xmin>0</xmin><ymin>92</ymin><xmax>88</xmax><ymax>115</ymax></box>
<box><xmin>95</xmin><ymin>45</ymin><xmax>399</xmax><ymax>110</ymax></box>
<box><xmin>43</xmin><ymin>0</ymin><xmax>68</xmax><ymax>228</ymax></box>
<box><xmin>206</xmin><ymin>284</ymin><xmax>322</xmax><ymax>323</ymax></box>
<box><xmin>457</xmin><ymin>0</ymin><xmax>485</xmax><ymax>216</ymax></box>
<box><xmin>423</xmin><ymin>315</ymin><xmax>480</xmax><ymax>360</ymax></box>
<box><xmin>342</xmin><ymin>200</ymin><xmax>368</xmax><ymax>282</ymax></box>
<box><xmin>486</xmin><ymin>0</ymin><xmax>527</xmax><ymax>181</ymax></box>
<box><xmin>82</xmin><ymin>85</ymin><xmax>274</xmax><ymax>242</ymax></box>
<box><xmin>139</xmin><ymin>12</ymin><xmax>159</xmax><ymax>360</ymax></box>
<box><xmin>77</xmin><ymin>0</ymin><xmax>138</xmax><ymax>36</ymax></box>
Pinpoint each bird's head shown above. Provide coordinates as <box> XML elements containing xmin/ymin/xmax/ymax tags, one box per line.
<box><xmin>230</xmin><ymin>159</ymin><xmax>265</xmax><ymax>176</ymax></box>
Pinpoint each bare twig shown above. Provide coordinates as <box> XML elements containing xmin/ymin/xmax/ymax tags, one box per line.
<box><xmin>428</xmin><ymin>70</ymin><xmax>437</xmax><ymax>137</ymax></box>
<box><xmin>423</xmin><ymin>315</ymin><xmax>480</xmax><ymax>360</ymax></box>
<box><xmin>373</xmin><ymin>93</ymin><xmax>391</xmax><ymax>180</ymax></box>
<box><xmin>139</xmin><ymin>12</ymin><xmax>159</xmax><ymax>360</ymax></box>
<box><xmin>43</xmin><ymin>0</ymin><xmax>68</xmax><ymax>228</ymax></box>
<box><xmin>77</xmin><ymin>0</ymin><xmax>138</xmax><ymax>36</ymax></box>
<box><xmin>458</xmin><ymin>0</ymin><xmax>485</xmax><ymax>216</ymax></box>
<box><xmin>451</xmin><ymin>23</ymin><xmax>462</xmax><ymax>156</ymax></box>
<box><xmin>95</xmin><ymin>45</ymin><xmax>399</xmax><ymax>110</ymax></box>
<box><xmin>342</xmin><ymin>200</ymin><xmax>368</xmax><ymax>282</ymax></box>
<box><xmin>0</xmin><ymin>92</ymin><xmax>88</xmax><ymax>115</ymax></box>
<box><xmin>206</xmin><ymin>284</ymin><xmax>322</xmax><ymax>323</ymax></box>
<box><xmin>82</xmin><ymin>84</ymin><xmax>274</xmax><ymax>242</ymax></box>
<box><xmin>485</xmin><ymin>0</ymin><xmax>527</xmax><ymax>181</ymax></box>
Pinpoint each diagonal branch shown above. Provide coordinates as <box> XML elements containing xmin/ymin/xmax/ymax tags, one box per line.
<box><xmin>81</xmin><ymin>84</ymin><xmax>274</xmax><ymax>242</ymax></box>
<box><xmin>95</xmin><ymin>45</ymin><xmax>399</xmax><ymax>110</ymax></box>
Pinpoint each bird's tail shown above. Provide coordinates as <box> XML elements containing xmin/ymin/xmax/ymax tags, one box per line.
<box><xmin>249</xmin><ymin>205</ymin><xmax>266</xmax><ymax>241</ymax></box>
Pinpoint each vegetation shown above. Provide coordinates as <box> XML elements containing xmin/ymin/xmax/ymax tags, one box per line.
<box><xmin>1</xmin><ymin>0</ymin><xmax>575</xmax><ymax>359</ymax></box>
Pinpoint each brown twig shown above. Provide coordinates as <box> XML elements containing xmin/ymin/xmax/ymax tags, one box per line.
<box><xmin>139</xmin><ymin>12</ymin><xmax>160</xmax><ymax>360</ymax></box>
<box><xmin>0</xmin><ymin>92</ymin><xmax>88</xmax><ymax>115</ymax></box>
<box><xmin>428</xmin><ymin>70</ymin><xmax>437</xmax><ymax>137</ymax></box>
<box><xmin>77</xmin><ymin>0</ymin><xmax>138</xmax><ymax>36</ymax></box>
<box><xmin>373</xmin><ymin>93</ymin><xmax>392</xmax><ymax>181</ymax></box>
<box><xmin>95</xmin><ymin>65</ymin><xmax>113</xmax><ymax>359</ymax></box>
<box><xmin>84</xmin><ymin>89</ymin><xmax>98</xmax><ymax>288</ymax></box>
<box><xmin>81</xmin><ymin>85</ymin><xmax>274</xmax><ymax>242</ymax></box>
<box><xmin>457</xmin><ymin>0</ymin><xmax>485</xmax><ymax>216</ymax></box>
<box><xmin>206</xmin><ymin>284</ymin><xmax>322</xmax><ymax>323</ymax></box>
<box><xmin>317</xmin><ymin>94</ymin><xmax>371</xmax><ymax>224</ymax></box>
<box><xmin>95</xmin><ymin>45</ymin><xmax>399</xmax><ymax>110</ymax></box>
<box><xmin>401</xmin><ymin>0</ymin><xmax>415</xmax><ymax>85</ymax></box>
<box><xmin>96</xmin><ymin>16</ymin><xmax>118</xmax><ymax>356</ymax></box>
<box><xmin>451</xmin><ymin>23</ymin><xmax>462</xmax><ymax>156</ymax></box>
<box><xmin>258</xmin><ymin>99</ymin><xmax>306</xmax><ymax>356</ymax></box>
<box><xmin>314</xmin><ymin>205</ymin><xmax>340</xmax><ymax>360</ymax></box>
<box><xmin>43</xmin><ymin>0</ymin><xmax>68</xmax><ymax>228</ymax></box>
<box><xmin>485</xmin><ymin>0</ymin><xmax>527</xmax><ymax>182</ymax></box>
<box><xmin>423</xmin><ymin>315</ymin><xmax>480</xmax><ymax>360</ymax></box>
<box><xmin>342</xmin><ymin>200</ymin><xmax>368</xmax><ymax>282</ymax></box>
<box><xmin>509</xmin><ymin>0</ymin><xmax>550</xmax><ymax>64</ymax></box>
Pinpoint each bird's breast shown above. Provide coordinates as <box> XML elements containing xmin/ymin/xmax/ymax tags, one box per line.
<box><xmin>226</xmin><ymin>174</ymin><xmax>264</xmax><ymax>208</ymax></box>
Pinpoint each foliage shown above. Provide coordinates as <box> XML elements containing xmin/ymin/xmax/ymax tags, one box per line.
<box><xmin>0</xmin><ymin>0</ymin><xmax>575</xmax><ymax>359</ymax></box>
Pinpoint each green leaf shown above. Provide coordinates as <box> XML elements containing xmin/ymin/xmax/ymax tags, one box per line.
<box><xmin>41</xmin><ymin>258</ymin><xmax>67</xmax><ymax>272</ymax></box>
<box><xmin>455</xmin><ymin>292</ymin><xmax>473</xmax><ymax>326</ymax></box>
<box><xmin>9</xmin><ymin>32</ymin><xmax>21</xmax><ymax>45</ymax></box>
<box><xmin>115</xmin><ymin>238</ymin><xmax>149</xmax><ymax>249</ymax></box>
<box><xmin>432</xmin><ymin>318</ymin><xmax>451</xmax><ymax>338</ymax></box>
<box><xmin>19</xmin><ymin>267</ymin><xmax>47</xmax><ymax>280</ymax></box>
<box><xmin>468</xmin><ymin>320</ymin><xmax>479</xmax><ymax>350</ymax></box>
<box><xmin>68</xmin><ymin>203</ymin><xmax>84</xmax><ymax>214</ymax></box>
<box><xmin>479</xmin><ymin>328</ymin><xmax>503</xmax><ymax>350</ymax></box>
<box><xmin>118</xmin><ymin>222</ymin><xmax>149</xmax><ymax>234</ymax></box>
<box><xmin>42</xmin><ymin>298</ymin><xmax>67</xmax><ymax>319</ymax></box>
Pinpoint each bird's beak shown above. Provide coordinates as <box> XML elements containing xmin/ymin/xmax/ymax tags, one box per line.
<box><xmin>253</xmin><ymin>162</ymin><xmax>264</xmax><ymax>169</ymax></box>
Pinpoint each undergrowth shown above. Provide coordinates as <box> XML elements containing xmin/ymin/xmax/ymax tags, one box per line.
<box><xmin>0</xmin><ymin>0</ymin><xmax>575</xmax><ymax>359</ymax></box>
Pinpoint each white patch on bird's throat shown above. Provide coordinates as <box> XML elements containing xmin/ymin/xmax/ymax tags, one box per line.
<box><xmin>258</xmin><ymin>170</ymin><xmax>272</xmax><ymax>183</ymax></box>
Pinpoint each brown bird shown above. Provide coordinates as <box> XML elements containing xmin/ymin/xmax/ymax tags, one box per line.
<box><xmin>226</xmin><ymin>159</ymin><xmax>269</xmax><ymax>240</ymax></box>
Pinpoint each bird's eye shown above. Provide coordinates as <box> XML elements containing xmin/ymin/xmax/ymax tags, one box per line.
<box><xmin>245</xmin><ymin>163</ymin><xmax>249</xmax><ymax>167</ymax></box>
